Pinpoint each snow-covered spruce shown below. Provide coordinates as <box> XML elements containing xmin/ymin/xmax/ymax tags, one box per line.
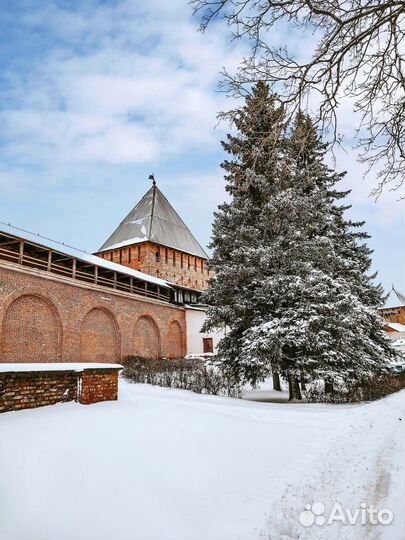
<box><xmin>203</xmin><ymin>82</ymin><xmax>397</xmax><ymax>400</ymax></box>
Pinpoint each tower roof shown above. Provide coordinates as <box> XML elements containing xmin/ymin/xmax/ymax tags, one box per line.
<box><xmin>384</xmin><ymin>286</ymin><xmax>405</xmax><ymax>309</ymax></box>
<box><xmin>98</xmin><ymin>184</ymin><xmax>209</xmax><ymax>259</ymax></box>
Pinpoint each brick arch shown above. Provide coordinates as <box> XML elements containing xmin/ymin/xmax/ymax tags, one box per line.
<box><xmin>80</xmin><ymin>308</ymin><xmax>119</xmax><ymax>363</ymax></box>
<box><xmin>133</xmin><ymin>315</ymin><xmax>161</xmax><ymax>359</ymax></box>
<box><xmin>167</xmin><ymin>320</ymin><xmax>183</xmax><ymax>359</ymax></box>
<box><xmin>1</xmin><ymin>293</ymin><xmax>62</xmax><ymax>363</ymax></box>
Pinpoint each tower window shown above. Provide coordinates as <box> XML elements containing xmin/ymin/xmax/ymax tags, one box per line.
<box><xmin>173</xmin><ymin>250</ymin><xmax>176</xmax><ymax>266</ymax></box>
<box><xmin>138</xmin><ymin>245</ymin><xmax>141</xmax><ymax>260</ymax></box>
<box><xmin>156</xmin><ymin>250</ymin><xmax>160</xmax><ymax>262</ymax></box>
<box><xmin>201</xmin><ymin>260</ymin><xmax>204</xmax><ymax>273</ymax></box>
<box><xmin>165</xmin><ymin>248</ymin><xmax>168</xmax><ymax>263</ymax></box>
<box><xmin>181</xmin><ymin>253</ymin><xmax>184</xmax><ymax>268</ymax></box>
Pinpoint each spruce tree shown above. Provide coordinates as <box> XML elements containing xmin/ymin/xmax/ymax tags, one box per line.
<box><xmin>205</xmin><ymin>85</ymin><xmax>396</xmax><ymax>400</ymax></box>
<box><xmin>202</xmin><ymin>81</ymin><xmax>286</xmax><ymax>385</ymax></box>
<box><xmin>242</xmin><ymin>111</ymin><xmax>396</xmax><ymax>398</ymax></box>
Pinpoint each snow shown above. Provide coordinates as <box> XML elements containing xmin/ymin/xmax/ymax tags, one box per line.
<box><xmin>99</xmin><ymin>236</ymin><xmax>148</xmax><ymax>251</ymax></box>
<box><xmin>184</xmin><ymin>353</ymin><xmax>216</xmax><ymax>360</ymax></box>
<box><xmin>0</xmin><ymin>363</ymin><xmax>122</xmax><ymax>373</ymax></box>
<box><xmin>0</xmin><ymin>222</ymin><xmax>169</xmax><ymax>288</ymax></box>
<box><xmin>386</xmin><ymin>322</ymin><xmax>405</xmax><ymax>332</ymax></box>
<box><xmin>392</xmin><ymin>339</ymin><xmax>405</xmax><ymax>352</ymax></box>
<box><xmin>0</xmin><ymin>379</ymin><xmax>403</xmax><ymax>540</ymax></box>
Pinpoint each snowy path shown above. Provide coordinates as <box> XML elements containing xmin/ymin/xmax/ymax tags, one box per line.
<box><xmin>0</xmin><ymin>381</ymin><xmax>403</xmax><ymax>540</ymax></box>
<box><xmin>268</xmin><ymin>392</ymin><xmax>405</xmax><ymax>539</ymax></box>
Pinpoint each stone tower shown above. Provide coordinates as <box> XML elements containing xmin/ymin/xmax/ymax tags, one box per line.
<box><xmin>95</xmin><ymin>182</ymin><xmax>210</xmax><ymax>292</ymax></box>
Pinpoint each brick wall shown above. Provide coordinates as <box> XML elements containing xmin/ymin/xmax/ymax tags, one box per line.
<box><xmin>0</xmin><ymin>366</ymin><xmax>121</xmax><ymax>413</ymax></box>
<box><xmin>0</xmin><ymin>261</ymin><xmax>186</xmax><ymax>363</ymax></box>
<box><xmin>98</xmin><ymin>242</ymin><xmax>211</xmax><ymax>291</ymax></box>
<box><xmin>80</xmin><ymin>369</ymin><xmax>119</xmax><ymax>404</ymax></box>
<box><xmin>380</xmin><ymin>306</ymin><xmax>405</xmax><ymax>326</ymax></box>
<box><xmin>0</xmin><ymin>370</ymin><xmax>77</xmax><ymax>412</ymax></box>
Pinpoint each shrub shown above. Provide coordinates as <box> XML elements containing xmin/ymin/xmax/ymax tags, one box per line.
<box><xmin>303</xmin><ymin>374</ymin><xmax>405</xmax><ymax>403</ymax></box>
<box><xmin>121</xmin><ymin>356</ymin><xmax>243</xmax><ymax>398</ymax></box>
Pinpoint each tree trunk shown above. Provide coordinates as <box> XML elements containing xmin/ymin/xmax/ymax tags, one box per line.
<box><xmin>300</xmin><ymin>374</ymin><xmax>306</xmax><ymax>391</ymax></box>
<box><xmin>273</xmin><ymin>372</ymin><xmax>282</xmax><ymax>391</ymax></box>
<box><xmin>288</xmin><ymin>374</ymin><xmax>302</xmax><ymax>400</ymax></box>
<box><xmin>325</xmin><ymin>379</ymin><xmax>334</xmax><ymax>394</ymax></box>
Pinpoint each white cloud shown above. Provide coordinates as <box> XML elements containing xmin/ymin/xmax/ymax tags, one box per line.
<box><xmin>0</xmin><ymin>0</ymin><xmax>401</xmax><ymax>291</ymax></box>
<box><xmin>0</xmin><ymin>1</ymin><xmax>248</xmax><ymax>168</ymax></box>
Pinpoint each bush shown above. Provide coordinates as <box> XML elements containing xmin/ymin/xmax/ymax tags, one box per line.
<box><xmin>303</xmin><ymin>374</ymin><xmax>405</xmax><ymax>403</ymax></box>
<box><xmin>121</xmin><ymin>356</ymin><xmax>243</xmax><ymax>398</ymax></box>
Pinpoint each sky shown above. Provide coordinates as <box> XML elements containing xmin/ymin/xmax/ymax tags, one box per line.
<box><xmin>0</xmin><ymin>0</ymin><xmax>403</xmax><ymax>295</ymax></box>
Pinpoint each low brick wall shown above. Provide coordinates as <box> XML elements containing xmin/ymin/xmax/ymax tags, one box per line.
<box><xmin>0</xmin><ymin>364</ymin><xmax>122</xmax><ymax>413</ymax></box>
<box><xmin>80</xmin><ymin>369</ymin><xmax>120</xmax><ymax>404</ymax></box>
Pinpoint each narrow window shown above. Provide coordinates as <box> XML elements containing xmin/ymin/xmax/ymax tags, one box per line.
<box><xmin>173</xmin><ymin>250</ymin><xmax>176</xmax><ymax>266</ymax></box>
<box><xmin>138</xmin><ymin>245</ymin><xmax>141</xmax><ymax>260</ymax></box>
<box><xmin>188</xmin><ymin>256</ymin><xmax>190</xmax><ymax>269</ymax></box>
<box><xmin>165</xmin><ymin>248</ymin><xmax>168</xmax><ymax>264</ymax></box>
<box><xmin>203</xmin><ymin>338</ymin><xmax>213</xmax><ymax>354</ymax></box>
<box><xmin>181</xmin><ymin>253</ymin><xmax>184</xmax><ymax>268</ymax></box>
<box><xmin>201</xmin><ymin>260</ymin><xmax>204</xmax><ymax>273</ymax></box>
<box><xmin>128</xmin><ymin>247</ymin><xmax>132</xmax><ymax>264</ymax></box>
<box><xmin>194</xmin><ymin>257</ymin><xmax>197</xmax><ymax>271</ymax></box>
<box><xmin>156</xmin><ymin>249</ymin><xmax>160</xmax><ymax>262</ymax></box>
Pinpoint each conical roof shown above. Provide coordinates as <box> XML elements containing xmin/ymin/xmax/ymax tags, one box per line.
<box><xmin>98</xmin><ymin>185</ymin><xmax>208</xmax><ymax>259</ymax></box>
<box><xmin>384</xmin><ymin>286</ymin><xmax>405</xmax><ymax>309</ymax></box>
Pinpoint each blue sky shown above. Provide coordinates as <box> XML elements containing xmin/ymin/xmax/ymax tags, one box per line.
<box><xmin>0</xmin><ymin>0</ymin><xmax>403</xmax><ymax>295</ymax></box>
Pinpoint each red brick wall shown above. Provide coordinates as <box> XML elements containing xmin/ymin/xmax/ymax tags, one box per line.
<box><xmin>98</xmin><ymin>241</ymin><xmax>211</xmax><ymax>291</ymax></box>
<box><xmin>79</xmin><ymin>369</ymin><xmax>119</xmax><ymax>404</ymax></box>
<box><xmin>0</xmin><ymin>261</ymin><xmax>186</xmax><ymax>363</ymax></box>
<box><xmin>0</xmin><ymin>370</ymin><xmax>77</xmax><ymax>412</ymax></box>
<box><xmin>168</xmin><ymin>320</ymin><xmax>183</xmax><ymax>359</ymax></box>
<box><xmin>380</xmin><ymin>306</ymin><xmax>405</xmax><ymax>326</ymax></box>
<box><xmin>0</xmin><ymin>367</ymin><xmax>121</xmax><ymax>413</ymax></box>
<box><xmin>80</xmin><ymin>308</ymin><xmax>119</xmax><ymax>363</ymax></box>
<box><xmin>2</xmin><ymin>294</ymin><xmax>62</xmax><ymax>363</ymax></box>
<box><xmin>133</xmin><ymin>315</ymin><xmax>160</xmax><ymax>359</ymax></box>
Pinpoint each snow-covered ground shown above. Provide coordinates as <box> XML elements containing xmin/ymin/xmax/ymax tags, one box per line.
<box><xmin>0</xmin><ymin>380</ymin><xmax>404</xmax><ymax>540</ymax></box>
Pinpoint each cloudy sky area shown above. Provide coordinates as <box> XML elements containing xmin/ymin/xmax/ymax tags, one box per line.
<box><xmin>0</xmin><ymin>0</ymin><xmax>403</xmax><ymax>296</ymax></box>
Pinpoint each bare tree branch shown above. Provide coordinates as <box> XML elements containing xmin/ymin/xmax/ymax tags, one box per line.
<box><xmin>191</xmin><ymin>0</ymin><xmax>405</xmax><ymax>192</ymax></box>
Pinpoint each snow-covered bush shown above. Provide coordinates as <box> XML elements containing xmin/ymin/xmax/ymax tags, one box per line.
<box><xmin>303</xmin><ymin>374</ymin><xmax>405</xmax><ymax>403</ymax></box>
<box><xmin>121</xmin><ymin>357</ymin><xmax>243</xmax><ymax>397</ymax></box>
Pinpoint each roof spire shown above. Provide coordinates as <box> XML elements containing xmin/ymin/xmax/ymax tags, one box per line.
<box><xmin>148</xmin><ymin>173</ymin><xmax>156</xmax><ymax>186</ymax></box>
